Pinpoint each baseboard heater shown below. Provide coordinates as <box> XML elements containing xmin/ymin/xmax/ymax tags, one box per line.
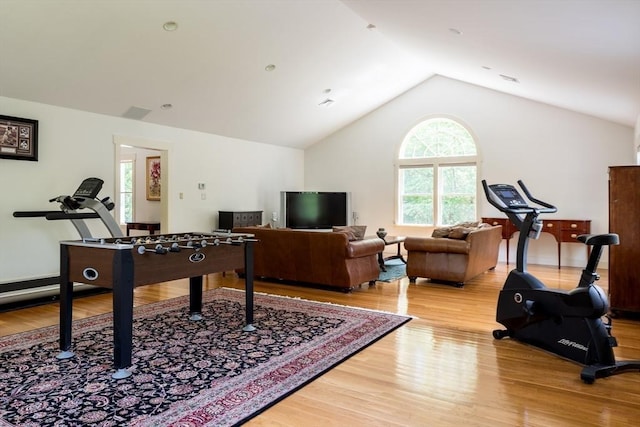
<box><xmin>0</xmin><ymin>276</ymin><xmax>106</xmax><ymax>309</ymax></box>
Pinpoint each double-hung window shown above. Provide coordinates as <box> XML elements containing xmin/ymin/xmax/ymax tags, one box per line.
<box><xmin>119</xmin><ymin>157</ymin><xmax>134</xmax><ymax>224</ymax></box>
<box><xmin>397</xmin><ymin>118</ymin><xmax>478</xmax><ymax>226</ymax></box>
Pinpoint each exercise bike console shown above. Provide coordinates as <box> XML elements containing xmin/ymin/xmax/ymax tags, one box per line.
<box><xmin>482</xmin><ymin>179</ymin><xmax>640</xmax><ymax>383</ymax></box>
<box><xmin>486</xmin><ymin>183</ymin><xmax>529</xmax><ymax>209</ymax></box>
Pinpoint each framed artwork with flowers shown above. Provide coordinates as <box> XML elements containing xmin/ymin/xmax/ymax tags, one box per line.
<box><xmin>146</xmin><ymin>156</ymin><xmax>161</xmax><ymax>201</ymax></box>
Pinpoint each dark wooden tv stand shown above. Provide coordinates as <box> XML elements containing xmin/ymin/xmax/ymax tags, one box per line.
<box><xmin>218</xmin><ymin>211</ymin><xmax>263</xmax><ymax>230</ymax></box>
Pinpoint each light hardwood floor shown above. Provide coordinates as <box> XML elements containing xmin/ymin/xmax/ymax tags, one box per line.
<box><xmin>2</xmin><ymin>263</ymin><xmax>640</xmax><ymax>426</ymax></box>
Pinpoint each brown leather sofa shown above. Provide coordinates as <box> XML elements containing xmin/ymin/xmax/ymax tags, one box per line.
<box><xmin>233</xmin><ymin>227</ymin><xmax>385</xmax><ymax>291</ymax></box>
<box><xmin>403</xmin><ymin>225</ymin><xmax>502</xmax><ymax>287</ymax></box>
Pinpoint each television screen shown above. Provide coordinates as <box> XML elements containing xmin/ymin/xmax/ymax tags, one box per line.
<box><xmin>282</xmin><ymin>192</ymin><xmax>349</xmax><ymax>229</ymax></box>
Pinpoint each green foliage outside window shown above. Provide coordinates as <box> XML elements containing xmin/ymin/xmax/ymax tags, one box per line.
<box><xmin>120</xmin><ymin>160</ymin><xmax>133</xmax><ymax>223</ymax></box>
<box><xmin>400</xmin><ymin>167</ymin><xmax>433</xmax><ymax>224</ymax></box>
<box><xmin>440</xmin><ymin>165</ymin><xmax>476</xmax><ymax>224</ymax></box>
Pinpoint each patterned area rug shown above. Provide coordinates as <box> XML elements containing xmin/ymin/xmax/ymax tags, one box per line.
<box><xmin>378</xmin><ymin>259</ymin><xmax>407</xmax><ymax>282</ymax></box>
<box><xmin>0</xmin><ymin>288</ymin><xmax>410</xmax><ymax>426</ymax></box>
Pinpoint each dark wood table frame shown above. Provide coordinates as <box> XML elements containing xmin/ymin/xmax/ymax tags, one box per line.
<box><xmin>126</xmin><ymin>222</ymin><xmax>161</xmax><ymax>236</ymax></box>
<box><xmin>58</xmin><ymin>233</ymin><xmax>255</xmax><ymax>379</ymax></box>
<box><xmin>376</xmin><ymin>235</ymin><xmax>406</xmax><ymax>271</ymax></box>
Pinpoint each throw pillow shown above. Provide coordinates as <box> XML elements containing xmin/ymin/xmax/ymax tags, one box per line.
<box><xmin>332</xmin><ymin>225</ymin><xmax>367</xmax><ymax>241</ymax></box>
<box><xmin>448</xmin><ymin>227</ymin><xmax>473</xmax><ymax>240</ymax></box>
<box><xmin>454</xmin><ymin>220</ymin><xmax>480</xmax><ymax>228</ymax></box>
<box><xmin>432</xmin><ymin>226</ymin><xmax>452</xmax><ymax>238</ymax></box>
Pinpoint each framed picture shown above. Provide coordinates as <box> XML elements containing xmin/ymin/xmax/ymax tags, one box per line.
<box><xmin>0</xmin><ymin>115</ymin><xmax>38</xmax><ymax>161</ymax></box>
<box><xmin>146</xmin><ymin>156</ymin><xmax>161</xmax><ymax>201</ymax></box>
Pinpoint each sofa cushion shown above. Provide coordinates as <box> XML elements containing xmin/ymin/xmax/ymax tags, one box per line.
<box><xmin>432</xmin><ymin>221</ymin><xmax>481</xmax><ymax>238</ymax></box>
<box><xmin>404</xmin><ymin>236</ymin><xmax>470</xmax><ymax>254</ymax></box>
<box><xmin>333</xmin><ymin>225</ymin><xmax>367</xmax><ymax>241</ymax></box>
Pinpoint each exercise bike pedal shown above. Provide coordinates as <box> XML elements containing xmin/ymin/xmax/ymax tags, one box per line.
<box><xmin>492</xmin><ymin>329</ymin><xmax>511</xmax><ymax>340</ymax></box>
<box><xmin>523</xmin><ymin>300</ymin><xmax>536</xmax><ymax>316</ymax></box>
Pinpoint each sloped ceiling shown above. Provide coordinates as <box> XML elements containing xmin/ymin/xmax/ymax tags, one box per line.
<box><xmin>0</xmin><ymin>0</ymin><xmax>638</xmax><ymax>149</ymax></box>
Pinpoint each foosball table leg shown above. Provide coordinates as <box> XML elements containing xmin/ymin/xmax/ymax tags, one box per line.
<box><xmin>189</xmin><ymin>276</ymin><xmax>203</xmax><ymax>320</ymax></box>
<box><xmin>111</xmin><ymin>250</ymin><xmax>134</xmax><ymax>379</ymax></box>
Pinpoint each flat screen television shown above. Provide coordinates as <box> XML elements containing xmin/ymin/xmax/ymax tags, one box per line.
<box><xmin>280</xmin><ymin>191</ymin><xmax>350</xmax><ymax>229</ymax></box>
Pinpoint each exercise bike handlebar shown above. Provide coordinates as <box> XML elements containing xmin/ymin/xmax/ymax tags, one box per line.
<box><xmin>482</xmin><ymin>180</ymin><xmax>557</xmax><ymax>215</ymax></box>
<box><xmin>516</xmin><ymin>180</ymin><xmax>557</xmax><ymax>213</ymax></box>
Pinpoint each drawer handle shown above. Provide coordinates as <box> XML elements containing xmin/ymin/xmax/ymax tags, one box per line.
<box><xmin>492</xmin><ymin>222</ymin><xmax>498</xmax><ymax>225</ymax></box>
<box><xmin>547</xmin><ymin>223</ymin><xmax>553</xmax><ymax>228</ymax></box>
<box><xmin>571</xmin><ymin>223</ymin><xmax>577</xmax><ymax>228</ymax></box>
<box><xmin>571</xmin><ymin>233</ymin><xmax>578</xmax><ymax>238</ymax></box>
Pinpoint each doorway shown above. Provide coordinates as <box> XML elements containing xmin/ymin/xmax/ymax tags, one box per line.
<box><xmin>113</xmin><ymin>135</ymin><xmax>170</xmax><ymax>234</ymax></box>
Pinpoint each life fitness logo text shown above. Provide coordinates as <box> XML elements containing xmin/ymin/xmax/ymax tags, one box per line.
<box><xmin>189</xmin><ymin>252</ymin><xmax>206</xmax><ymax>263</ymax></box>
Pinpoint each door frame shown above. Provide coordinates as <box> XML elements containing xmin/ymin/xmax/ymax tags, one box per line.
<box><xmin>113</xmin><ymin>135</ymin><xmax>171</xmax><ymax>234</ymax></box>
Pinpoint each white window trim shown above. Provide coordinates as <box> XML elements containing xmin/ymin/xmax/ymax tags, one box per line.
<box><xmin>395</xmin><ymin>118</ymin><xmax>479</xmax><ymax>227</ymax></box>
<box><xmin>119</xmin><ymin>154</ymin><xmax>136</xmax><ymax>225</ymax></box>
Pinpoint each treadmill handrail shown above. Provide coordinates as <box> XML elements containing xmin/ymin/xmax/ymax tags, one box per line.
<box><xmin>45</xmin><ymin>212</ymin><xmax>101</xmax><ymax>220</ymax></box>
<box><xmin>13</xmin><ymin>210</ymin><xmax>61</xmax><ymax>218</ymax></box>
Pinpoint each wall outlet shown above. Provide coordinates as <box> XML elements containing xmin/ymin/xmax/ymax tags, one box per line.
<box><xmin>271</xmin><ymin>211</ymin><xmax>279</xmax><ymax>221</ymax></box>
<box><xmin>197</xmin><ymin>182</ymin><xmax>205</xmax><ymax>190</ymax></box>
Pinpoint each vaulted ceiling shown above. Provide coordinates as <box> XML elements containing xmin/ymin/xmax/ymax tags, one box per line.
<box><xmin>1</xmin><ymin>0</ymin><xmax>638</xmax><ymax>149</ymax></box>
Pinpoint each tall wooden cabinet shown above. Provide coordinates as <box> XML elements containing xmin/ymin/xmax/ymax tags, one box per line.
<box><xmin>608</xmin><ymin>166</ymin><xmax>640</xmax><ymax>314</ymax></box>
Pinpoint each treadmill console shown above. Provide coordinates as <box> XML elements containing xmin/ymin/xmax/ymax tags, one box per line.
<box><xmin>73</xmin><ymin>177</ymin><xmax>104</xmax><ymax>199</ymax></box>
<box><xmin>486</xmin><ymin>184</ymin><xmax>529</xmax><ymax>210</ymax></box>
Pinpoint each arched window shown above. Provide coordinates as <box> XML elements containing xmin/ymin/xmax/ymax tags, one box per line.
<box><xmin>397</xmin><ymin>117</ymin><xmax>478</xmax><ymax>226</ymax></box>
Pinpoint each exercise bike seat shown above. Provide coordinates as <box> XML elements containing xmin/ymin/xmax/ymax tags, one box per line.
<box><xmin>577</xmin><ymin>233</ymin><xmax>619</xmax><ymax>246</ymax></box>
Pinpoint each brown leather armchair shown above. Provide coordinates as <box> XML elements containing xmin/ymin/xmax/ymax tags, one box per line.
<box><xmin>404</xmin><ymin>225</ymin><xmax>502</xmax><ymax>287</ymax></box>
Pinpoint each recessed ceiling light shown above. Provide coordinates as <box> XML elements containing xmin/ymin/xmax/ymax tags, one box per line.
<box><xmin>160</xmin><ymin>103</ymin><xmax>173</xmax><ymax>110</ymax></box>
<box><xmin>265</xmin><ymin>64</ymin><xmax>276</xmax><ymax>72</ymax></box>
<box><xmin>163</xmin><ymin>21</ymin><xmax>178</xmax><ymax>31</ymax></box>
<box><xmin>366</xmin><ymin>24</ymin><xmax>376</xmax><ymax>30</ymax></box>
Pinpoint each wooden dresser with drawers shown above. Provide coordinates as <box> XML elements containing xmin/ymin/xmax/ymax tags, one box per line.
<box><xmin>482</xmin><ymin>217</ymin><xmax>591</xmax><ymax>268</ymax></box>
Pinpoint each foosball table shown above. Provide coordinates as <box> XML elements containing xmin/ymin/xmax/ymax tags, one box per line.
<box><xmin>57</xmin><ymin>232</ymin><xmax>256</xmax><ymax>379</ymax></box>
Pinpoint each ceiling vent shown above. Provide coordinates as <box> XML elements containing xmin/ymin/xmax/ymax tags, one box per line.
<box><xmin>318</xmin><ymin>98</ymin><xmax>335</xmax><ymax>107</ymax></box>
<box><xmin>499</xmin><ymin>74</ymin><xmax>519</xmax><ymax>83</ymax></box>
<box><xmin>122</xmin><ymin>106</ymin><xmax>152</xmax><ymax>120</ymax></box>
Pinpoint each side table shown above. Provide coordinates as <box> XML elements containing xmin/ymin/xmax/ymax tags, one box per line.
<box><xmin>374</xmin><ymin>235</ymin><xmax>406</xmax><ymax>271</ymax></box>
<box><xmin>126</xmin><ymin>222</ymin><xmax>161</xmax><ymax>236</ymax></box>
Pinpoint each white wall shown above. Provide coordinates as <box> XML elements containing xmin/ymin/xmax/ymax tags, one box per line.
<box><xmin>0</xmin><ymin>96</ymin><xmax>303</xmax><ymax>283</ymax></box>
<box><xmin>635</xmin><ymin>114</ymin><xmax>640</xmax><ymax>159</ymax></box>
<box><xmin>305</xmin><ymin>76</ymin><xmax>635</xmax><ymax>267</ymax></box>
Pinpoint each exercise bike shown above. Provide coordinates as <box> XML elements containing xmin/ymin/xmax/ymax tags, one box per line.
<box><xmin>482</xmin><ymin>179</ymin><xmax>640</xmax><ymax>383</ymax></box>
